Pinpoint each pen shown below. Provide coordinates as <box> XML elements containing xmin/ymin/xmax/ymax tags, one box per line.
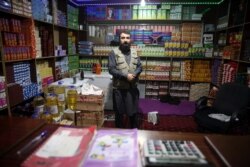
<box><xmin>17</xmin><ymin>130</ymin><xmax>48</xmax><ymax>156</ymax></box>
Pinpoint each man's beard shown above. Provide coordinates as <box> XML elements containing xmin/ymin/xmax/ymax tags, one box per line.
<box><xmin>119</xmin><ymin>43</ymin><xmax>131</xmax><ymax>54</ymax></box>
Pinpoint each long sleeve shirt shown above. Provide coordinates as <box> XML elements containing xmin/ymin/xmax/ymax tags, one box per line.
<box><xmin>108</xmin><ymin>49</ymin><xmax>142</xmax><ymax>80</ymax></box>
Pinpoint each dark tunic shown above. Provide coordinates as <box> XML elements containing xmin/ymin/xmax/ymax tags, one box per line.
<box><xmin>108</xmin><ymin>49</ymin><xmax>142</xmax><ymax>116</ymax></box>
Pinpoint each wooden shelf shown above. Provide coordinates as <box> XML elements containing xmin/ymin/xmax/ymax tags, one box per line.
<box><xmin>87</xmin><ymin>19</ymin><xmax>201</xmax><ymax>25</ymax></box>
<box><xmin>36</xmin><ymin>56</ymin><xmax>55</xmax><ymax>60</ymax></box>
<box><xmin>33</xmin><ymin>18</ymin><xmax>53</xmax><ymax>25</ymax></box>
<box><xmin>55</xmin><ymin>55</ymin><xmax>68</xmax><ymax>58</ymax></box>
<box><xmin>53</xmin><ymin>24</ymin><xmax>68</xmax><ymax>29</ymax></box>
<box><xmin>0</xmin><ymin>9</ymin><xmax>32</xmax><ymax>19</ymax></box>
<box><xmin>5</xmin><ymin>58</ymin><xmax>34</xmax><ymax>63</ymax></box>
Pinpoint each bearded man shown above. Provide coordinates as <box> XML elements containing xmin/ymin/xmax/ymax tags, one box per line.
<box><xmin>108</xmin><ymin>31</ymin><xmax>142</xmax><ymax>128</ymax></box>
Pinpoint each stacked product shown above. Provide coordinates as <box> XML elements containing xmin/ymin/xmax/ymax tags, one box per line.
<box><xmin>130</xmin><ymin>29</ymin><xmax>144</xmax><ymax>45</ymax></box>
<box><xmin>182</xmin><ymin>6</ymin><xmax>196</xmax><ymax>20</ymax></box>
<box><xmin>165</xmin><ymin>41</ymin><xmax>189</xmax><ymax>57</ymax></box>
<box><xmin>170</xmin><ymin>82</ymin><xmax>190</xmax><ymax>99</ymax></box>
<box><xmin>12</xmin><ymin>0</ymin><xmax>32</xmax><ymax>17</ymax></box>
<box><xmin>22</xmin><ymin>19</ymin><xmax>36</xmax><ymax>59</ymax></box>
<box><xmin>146</xmin><ymin>60</ymin><xmax>170</xmax><ymax>80</ymax></box>
<box><xmin>132</xmin><ymin>4</ymin><xmax>170</xmax><ymax>20</ymax></box>
<box><xmin>1</xmin><ymin>18</ymin><xmax>32</xmax><ymax>61</ymax></box>
<box><xmin>76</xmin><ymin>85</ymin><xmax>104</xmax><ymax>127</ymax></box>
<box><xmin>140</xmin><ymin>46</ymin><xmax>165</xmax><ymax>57</ymax></box>
<box><xmin>159</xmin><ymin>82</ymin><xmax>169</xmax><ymax>96</ymax></box>
<box><xmin>191</xmin><ymin>60</ymin><xmax>211</xmax><ymax>82</ymax></box>
<box><xmin>68</xmin><ymin>31</ymin><xmax>76</xmax><ymax>55</ymax></box>
<box><xmin>145</xmin><ymin>81</ymin><xmax>160</xmax><ymax>99</ymax></box>
<box><xmin>55</xmin><ymin>57</ymin><xmax>69</xmax><ymax>80</ymax></box>
<box><xmin>171</xmin><ymin>61</ymin><xmax>181</xmax><ymax>80</ymax></box>
<box><xmin>53</xmin><ymin>0</ymin><xmax>67</xmax><ymax>27</ymax></box>
<box><xmin>67</xmin><ymin>4</ymin><xmax>79</xmax><ymax>29</ymax></box>
<box><xmin>79</xmin><ymin>58</ymin><xmax>99</xmax><ymax>71</ymax></box>
<box><xmin>32</xmin><ymin>0</ymin><xmax>52</xmax><ymax>23</ymax></box>
<box><xmin>38</xmin><ymin>27</ymin><xmax>54</xmax><ymax>57</ymax></box>
<box><xmin>0</xmin><ymin>0</ymin><xmax>11</xmax><ymax>11</ymax></box>
<box><xmin>112</xmin><ymin>8</ymin><xmax>131</xmax><ymax>20</ymax></box>
<box><xmin>189</xmin><ymin>83</ymin><xmax>210</xmax><ymax>101</ymax></box>
<box><xmin>34</xmin><ymin>27</ymin><xmax>42</xmax><ymax>58</ymax></box>
<box><xmin>182</xmin><ymin>23</ymin><xmax>202</xmax><ymax>45</ymax></box>
<box><xmin>68</xmin><ymin>55</ymin><xmax>79</xmax><ymax>71</ymax></box>
<box><xmin>101</xmin><ymin>59</ymin><xmax>108</xmax><ymax>72</ymax></box>
<box><xmin>181</xmin><ymin>60</ymin><xmax>192</xmax><ymax>81</ymax></box>
<box><xmin>22</xmin><ymin>0</ymin><xmax>32</xmax><ymax>17</ymax></box>
<box><xmin>211</xmin><ymin>59</ymin><xmax>222</xmax><ymax>85</ymax></box>
<box><xmin>170</xmin><ymin>5</ymin><xmax>182</xmax><ymax>20</ymax></box>
<box><xmin>0</xmin><ymin>76</ymin><xmax>7</xmax><ymax>109</ymax></box>
<box><xmin>54</xmin><ymin>45</ymin><xmax>66</xmax><ymax>57</ymax></box>
<box><xmin>93</xmin><ymin>46</ymin><xmax>116</xmax><ymax>56</ymax></box>
<box><xmin>13</xmin><ymin>62</ymin><xmax>38</xmax><ymax>100</ymax></box>
<box><xmin>188</xmin><ymin>47</ymin><xmax>206</xmax><ymax>58</ymax></box>
<box><xmin>12</xmin><ymin>0</ymin><xmax>24</xmax><ymax>15</ymax></box>
<box><xmin>86</xmin><ymin>6</ymin><xmax>106</xmax><ymax>20</ymax></box>
<box><xmin>221</xmin><ymin>62</ymin><xmax>238</xmax><ymax>84</ymax></box>
<box><xmin>36</xmin><ymin>61</ymin><xmax>54</xmax><ymax>88</ymax></box>
<box><xmin>78</xmin><ymin>41</ymin><xmax>93</xmax><ymax>55</ymax></box>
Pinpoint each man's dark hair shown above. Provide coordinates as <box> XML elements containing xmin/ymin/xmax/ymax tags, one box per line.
<box><xmin>119</xmin><ymin>30</ymin><xmax>131</xmax><ymax>38</ymax></box>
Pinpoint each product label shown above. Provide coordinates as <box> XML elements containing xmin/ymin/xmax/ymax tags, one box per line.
<box><xmin>57</xmin><ymin>93</ymin><xmax>65</xmax><ymax>102</ymax></box>
<box><xmin>35</xmin><ymin>105</ymin><xmax>45</xmax><ymax>115</ymax></box>
<box><xmin>49</xmin><ymin>105</ymin><xmax>58</xmax><ymax>115</ymax></box>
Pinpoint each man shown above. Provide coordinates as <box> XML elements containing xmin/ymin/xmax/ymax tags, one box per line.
<box><xmin>108</xmin><ymin>31</ymin><xmax>142</xmax><ymax>128</ymax></box>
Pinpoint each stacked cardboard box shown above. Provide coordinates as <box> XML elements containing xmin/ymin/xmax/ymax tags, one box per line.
<box><xmin>76</xmin><ymin>94</ymin><xmax>104</xmax><ymax>127</ymax></box>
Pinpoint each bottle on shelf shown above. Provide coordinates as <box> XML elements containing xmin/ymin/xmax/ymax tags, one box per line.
<box><xmin>80</xmin><ymin>69</ymin><xmax>84</xmax><ymax>80</ymax></box>
<box><xmin>41</xmin><ymin>110</ymin><xmax>53</xmax><ymax>124</ymax></box>
<box><xmin>46</xmin><ymin>94</ymin><xmax>59</xmax><ymax>118</ymax></box>
<box><xmin>96</xmin><ymin>63</ymin><xmax>101</xmax><ymax>75</ymax></box>
<box><xmin>67</xmin><ymin>86</ymin><xmax>77</xmax><ymax>111</ymax></box>
<box><xmin>33</xmin><ymin>95</ymin><xmax>45</xmax><ymax>118</ymax></box>
<box><xmin>55</xmin><ymin>81</ymin><xmax>65</xmax><ymax>114</ymax></box>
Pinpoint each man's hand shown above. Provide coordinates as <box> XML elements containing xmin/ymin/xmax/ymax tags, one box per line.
<box><xmin>127</xmin><ymin>73</ymin><xmax>135</xmax><ymax>81</ymax></box>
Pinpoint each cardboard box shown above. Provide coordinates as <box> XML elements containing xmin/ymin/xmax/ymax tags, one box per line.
<box><xmin>77</xmin><ymin>93</ymin><xmax>104</xmax><ymax>103</ymax></box>
<box><xmin>76</xmin><ymin>110</ymin><xmax>104</xmax><ymax>127</ymax></box>
<box><xmin>76</xmin><ymin>102</ymin><xmax>104</xmax><ymax>111</ymax></box>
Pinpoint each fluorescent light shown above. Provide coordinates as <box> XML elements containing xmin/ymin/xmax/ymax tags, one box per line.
<box><xmin>141</xmin><ymin>0</ymin><xmax>146</xmax><ymax>6</ymax></box>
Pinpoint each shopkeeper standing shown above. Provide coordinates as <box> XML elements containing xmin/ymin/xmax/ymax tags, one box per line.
<box><xmin>108</xmin><ymin>30</ymin><xmax>142</xmax><ymax>128</ymax></box>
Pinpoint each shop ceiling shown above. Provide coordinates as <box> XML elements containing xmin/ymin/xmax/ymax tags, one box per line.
<box><xmin>70</xmin><ymin>0</ymin><xmax>224</xmax><ymax>6</ymax></box>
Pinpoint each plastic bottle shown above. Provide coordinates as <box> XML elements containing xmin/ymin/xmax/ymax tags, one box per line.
<box><xmin>67</xmin><ymin>86</ymin><xmax>77</xmax><ymax>110</ymax></box>
<box><xmin>46</xmin><ymin>93</ymin><xmax>59</xmax><ymax>118</ymax></box>
<box><xmin>96</xmin><ymin>64</ymin><xmax>101</xmax><ymax>75</ymax></box>
<box><xmin>41</xmin><ymin>110</ymin><xmax>53</xmax><ymax>123</ymax></box>
<box><xmin>55</xmin><ymin>81</ymin><xmax>65</xmax><ymax>114</ymax></box>
<box><xmin>33</xmin><ymin>95</ymin><xmax>45</xmax><ymax>118</ymax></box>
<box><xmin>80</xmin><ymin>69</ymin><xmax>84</xmax><ymax>80</ymax></box>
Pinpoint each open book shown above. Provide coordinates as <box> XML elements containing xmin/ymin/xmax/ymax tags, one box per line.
<box><xmin>82</xmin><ymin>129</ymin><xmax>138</xmax><ymax>167</ymax></box>
<box><xmin>21</xmin><ymin>126</ymin><xmax>96</xmax><ymax>167</ymax></box>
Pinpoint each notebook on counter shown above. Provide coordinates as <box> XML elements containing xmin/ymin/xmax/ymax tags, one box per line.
<box><xmin>21</xmin><ymin>126</ymin><xmax>96</xmax><ymax>167</ymax></box>
<box><xmin>82</xmin><ymin>129</ymin><xmax>138</xmax><ymax>167</ymax></box>
<box><xmin>205</xmin><ymin>135</ymin><xmax>250</xmax><ymax>167</ymax></box>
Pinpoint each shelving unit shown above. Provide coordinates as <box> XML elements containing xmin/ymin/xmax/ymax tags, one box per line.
<box><xmin>0</xmin><ymin>0</ymin><xmax>83</xmax><ymax>116</ymax></box>
<box><xmin>1</xmin><ymin>0</ymin><xmax>249</xmax><ymax>116</ymax></box>
<box><xmin>83</xmin><ymin>3</ymin><xmax>212</xmax><ymax>100</ymax></box>
<box><xmin>204</xmin><ymin>0</ymin><xmax>250</xmax><ymax>87</ymax></box>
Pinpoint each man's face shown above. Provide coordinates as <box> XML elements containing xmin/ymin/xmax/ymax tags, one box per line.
<box><xmin>119</xmin><ymin>32</ymin><xmax>131</xmax><ymax>53</ymax></box>
<box><xmin>120</xmin><ymin>33</ymin><xmax>131</xmax><ymax>45</ymax></box>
